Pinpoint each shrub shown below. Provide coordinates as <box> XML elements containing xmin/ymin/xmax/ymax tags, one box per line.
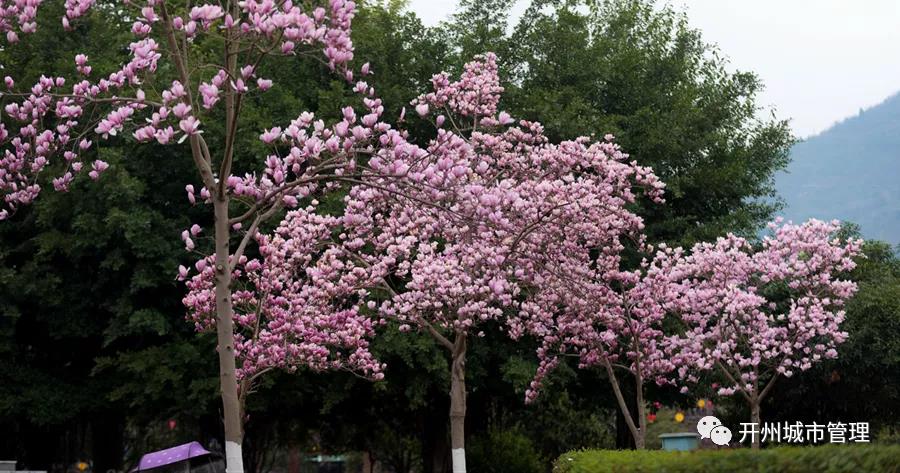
<box><xmin>468</xmin><ymin>429</ymin><xmax>545</xmax><ymax>473</ymax></box>
<box><xmin>553</xmin><ymin>445</ymin><xmax>900</xmax><ymax>473</ymax></box>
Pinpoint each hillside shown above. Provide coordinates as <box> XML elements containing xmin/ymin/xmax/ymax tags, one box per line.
<box><xmin>775</xmin><ymin>93</ymin><xmax>900</xmax><ymax>245</ymax></box>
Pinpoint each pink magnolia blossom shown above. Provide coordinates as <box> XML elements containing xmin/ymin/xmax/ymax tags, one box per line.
<box><xmin>175</xmin><ymin>57</ymin><xmax>665</xmax><ymax>462</ymax></box>
<box><xmin>87</xmin><ymin>159</ymin><xmax>108</xmax><ymax>180</ymax></box>
<box><xmin>183</xmin><ymin>205</ymin><xmax>385</xmax><ymax>380</ymax></box>
<box><xmin>665</xmin><ymin>219</ymin><xmax>861</xmax><ymax>393</ymax></box>
<box><xmin>256</xmin><ymin>78</ymin><xmax>273</xmax><ymax>91</ymax></box>
<box><xmin>178</xmin><ymin>116</ymin><xmax>201</xmax><ymax>136</ymax></box>
<box><xmin>198</xmin><ymin>82</ymin><xmax>220</xmax><ymax>109</ymax></box>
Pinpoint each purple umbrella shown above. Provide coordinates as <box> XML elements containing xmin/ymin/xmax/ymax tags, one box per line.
<box><xmin>137</xmin><ymin>442</ymin><xmax>211</xmax><ymax>471</ymax></box>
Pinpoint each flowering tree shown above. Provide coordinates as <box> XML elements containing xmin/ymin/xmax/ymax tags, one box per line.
<box><xmin>0</xmin><ymin>1</ymin><xmax>425</xmax><ymax>470</ymax></box>
<box><xmin>324</xmin><ymin>53</ymin><xmax>664</xmax><ymax>471</ymax></box>
<box><xmin>526</xmin><ymin>246</ymin><xmax>683</xmax><ymax>449</ymax></box>
<box><xmin>666</xmin><ymin>219</ymin><xmax>863</xmax><ymax>448</ymax></box>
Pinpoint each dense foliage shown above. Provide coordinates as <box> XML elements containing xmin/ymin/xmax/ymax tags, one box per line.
<box><xmin>552</xmin><ymin>445</ymin><xmax>900</xmax><ymax>473</ymax></box>
<box><xmin>502</xmin><ymin>0</ymin><xmax>795</xmax><ymax>245</ymax></box>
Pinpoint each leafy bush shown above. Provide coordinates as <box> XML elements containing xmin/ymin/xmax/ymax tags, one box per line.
<box><xmin>553</xmin><ymin>445</ymin><xmax>900</xmax><ymax>473</ymax></box>
<box><xmin>468</xmin><ymin>429</ymin><xmax>545</xmax><ymax>473</ymax></box>
<box><xmin>877</xmin><ymin>426</ymin><xmax>900</xmax><ymax>445</ymax></box>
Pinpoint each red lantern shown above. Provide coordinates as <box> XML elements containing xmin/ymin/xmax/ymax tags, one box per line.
<box><xmin>168</xmin><ymin>419</ymin><xmax>177</xmax><ymax>431</ymax></box>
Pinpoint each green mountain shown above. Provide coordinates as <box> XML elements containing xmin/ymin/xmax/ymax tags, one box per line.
<box><xmin>776</xmin><ymin>93</ymin><xmax>900</xmax><ymax>245</ymax></box>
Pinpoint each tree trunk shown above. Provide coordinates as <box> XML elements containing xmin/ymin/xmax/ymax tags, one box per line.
<box><xmin>160</xmin><ymin>4</ymin><xmax>243</xmax><ymax>470</ymax></box>
<box><xmin>604</xmin><ymin>360</ymin><xmax>643</xmax><ymax>449</ymax></box>
<box><xmin>750</xmin><ymin>400</ymin><xmax>761</xmax><ymax>450</ymax></box>
<box><xmin>634</xmin><ymin>372</ymin><xmax>646</xmax><ymax>450</ymax></box>
<box><xmin>449</xmin><ymin>333</ymin><xmax>467</xmax><ymax>473</ymax></box>
<box><xmin>213</xmin><ymin>197</ymin><xmax>244</xmax><ymax>473</ymax></box>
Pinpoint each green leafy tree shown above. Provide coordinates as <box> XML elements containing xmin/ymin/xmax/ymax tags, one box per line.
<box><xmin>442</xmin><ymin>0</ymin><xmax>794</xmax><ymax>245</ymax></box>
<box><xmin>0</xmin><ymin>143</ymin><xmax>220</xmax><ymax>469</ymax></box>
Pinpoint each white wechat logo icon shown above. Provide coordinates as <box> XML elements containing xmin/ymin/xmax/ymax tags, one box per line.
<box><xmin>697</xmin><ymin>415</ymin><xmax>732</xmax><ymax>446</ymax></box>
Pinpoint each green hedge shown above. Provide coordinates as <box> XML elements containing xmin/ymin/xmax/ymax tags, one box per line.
<box><xmin>553</xmin><ymin>445</ymin><xmax>900</xmax><ymax>473</ymax></box>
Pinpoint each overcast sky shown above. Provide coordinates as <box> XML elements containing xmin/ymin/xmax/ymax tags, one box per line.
<box><xmin>408</xmin><ymin>0</ymin><xmax>900</xmax><ymax>138</ymax></box>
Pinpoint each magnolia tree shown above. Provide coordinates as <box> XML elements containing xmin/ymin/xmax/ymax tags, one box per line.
<box><xmin>0</xmin><ymin>0</ymin><xmax>433</xmax><ymax>470</ymax></box>
<box><xmin>665</xmin><ymin>219</ymin><xmax>862</xmax><ymax>448</ymax></box>
<box><xmin>306</xmin><ymin>54</ymin><xmax>663</xmax><ymax>472</ymax></box>
<box><xmin>526</xmin><ymin>248</ymin><xmax>683</xmax><ymax>449</ymax></box>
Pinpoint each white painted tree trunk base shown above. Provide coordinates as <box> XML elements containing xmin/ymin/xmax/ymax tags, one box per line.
<box><xmin>225</xmin><ymin>441</ymin><xmax>244</xmax><ymax>473</ymax></box>
<box><xmin>452</xmin><ymin>448</ymin><xmax>466</xmax><ymax>473</ymax></box>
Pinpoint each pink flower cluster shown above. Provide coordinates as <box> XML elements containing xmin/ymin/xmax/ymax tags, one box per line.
<box><xmin>372</xmin><ymin>57</ymin><xmax>664</xmax><ymax>342</ymax></box>
<box><xmin>181</xmin><ymin>204</ymin><xmax>385</xmax><ymax>380</ymax></box>
<box><xmin>412</xmin><ymin>52</ymin><xmax>504</xmax><ymax>120</ymax></box>
<box><xmin>522</xmin><ymin>247</ymin><xmax>683</xmax><ymax>402</ymax></box>
<box><xmin>0</xmin><ymin>0</ymin><xmax>46</xmax><ymax>43</ymax></box>
<box><xmin>663</xmin><ymin>219</ymin><xmax>862</xmax><ymax>397</ymax></box>
<box><xmin>520</xmin><ymin>218</ymin><xmax>862</xmax><ymax>404</ymax></box>
<box><xmin>175</xmin><ymin>53</ymin><xmax>666</xmax><ymax>384</ymax></box>
<box><xmin>0</xmin><ymin>32</ymin><xmax>159</xmax><ymax>217</ymax></box>
<box><xmin>0</xmin><ymin>0</ymin><xmax>357</xmax><ymax>220</ymax></box>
